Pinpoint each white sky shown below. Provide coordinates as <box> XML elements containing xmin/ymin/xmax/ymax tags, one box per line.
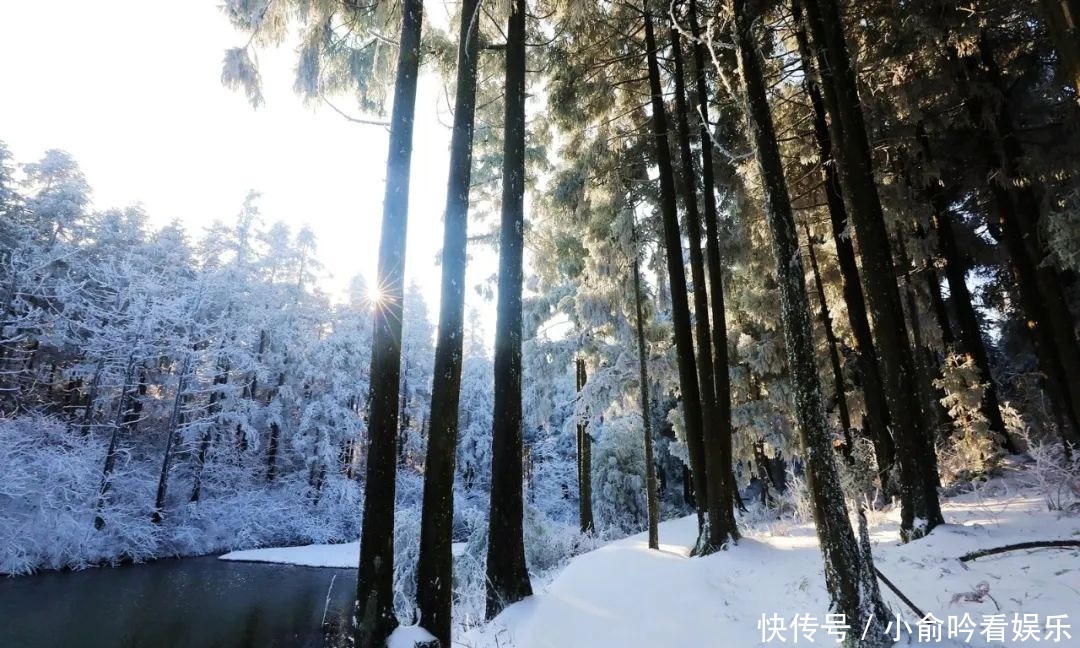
<box><xmin>0</xmin><ymin>0</ymin><xmax>497</xmax><ymax>332</ymax></box>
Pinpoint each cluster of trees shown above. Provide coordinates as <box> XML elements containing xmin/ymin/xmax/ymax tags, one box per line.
<box><xmin>0</xmin><ymin>139</ymin><xmax>683</xmax><ymax>618</ymax></box>
<box><xmin>218</xmin><ymin>0</ymin><xmax>1079</xmax><ymax>645</ymax></box>
<box><xmin>0</xmin><ymin>144</ymin><xmax>453</xmax><ymax>566</ymax></box>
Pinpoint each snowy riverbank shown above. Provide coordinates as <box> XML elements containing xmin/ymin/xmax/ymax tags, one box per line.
<box><xmin>220</xmin><ymin>540</ymin><xmax>467</xmax><ymax>567</ymax></box>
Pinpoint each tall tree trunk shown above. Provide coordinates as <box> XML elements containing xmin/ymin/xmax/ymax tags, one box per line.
<box><xmin>575</xmin><ymin>358</ymin><xmax>594</xmax><ymax>533</ymax></box>
<box><xmin>731</xmin><ymin>4</ymin><xmax>890</xmax><ymax>641</ymax></box>
<box><xmin>669</xmin><ymin>2</ymin><xmax>738</xmax><ymax>548</ymax></box>
<box><xmin>485</xmin><ymin>0</ymin><xmax>533</xmax><ymax>620</ymax></box>
<box><xmin>669</xmin><ymin>14</ymin><xmax>733</xmax><ymax>551</ymax></box>
<box><xmin>687</xmin><ymin>0</ymin><xmax>740</xmax><ymax>541</ymax></box>
<box><xmin>416</xmin><ymin>0</ymin><xmax>481</xmax><ymax>642</ymax></box>
<box><xmin>642</xmin><ymin>6</ymin><xmax>711</xmax><ymax>546</ymax></box>
<box><xmin>804</xmin><ymin>224</ymin><xmax>853</xmax><ymax>458</ymax></box>
<box><xmin>354</xmin><ymin>1</ymin><xmax>424</xmax><ymax>645</ymax></box>
<box><xmin>632</xmin><ymin>245</ymin><xmax>660</xmax><ymax>550</ymax></box>
<box><xmin>801</xmin><ymin>0</ymin><xmax>943</xmax><ymax>539</ymax></box>
<box><xmin>791</xmin><ymin>1</ymin><xmax>895</xmax><ymax>490</ymax></box>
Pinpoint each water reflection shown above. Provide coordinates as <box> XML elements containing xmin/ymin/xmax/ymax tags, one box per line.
<box><xmin>0</xmin><ymin>557</ymin><xmax>356</xmax><ymax>648</ymax></box>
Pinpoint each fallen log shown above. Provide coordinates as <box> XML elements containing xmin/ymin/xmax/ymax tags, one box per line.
<box><xmin>959</xmin><ymin>540</ymin><xmax>1080</xmax><ymax>563</ymax></box>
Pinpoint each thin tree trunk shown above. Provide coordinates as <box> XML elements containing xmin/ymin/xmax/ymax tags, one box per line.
<box><xmin>153</xmin><ymin>353</ymin><xmax>192</xmax><ymax>523</ymax></box>
<box><xmin>354</xmin><ymin>1</ymin><xmax>424</xmax><ymax>644</ymax></box>
<box><xmin>731</xmin><ymin>4</ymin><xmax>890</xmax><ymax>640</ymax></box>
<box><xmin>415</xmin><ymin>0</ymin><xmax>481</xmax><ymax>641</ymax></box>
<box><xmin>485</xmin><ymin>0</ymin><xmax>533</xmax><ymax>620</ymax></box>
<box><xmin>80</xmin><ymin>360</ymin><xmax>104</xmax><ymax>435</ymax></box>
<box><xmin>791</xmin><ymin>1</ymin><xmax>895</xmax><ymax>490</ymax></box>
<box><xmin>803</xmin><ymin>223</ymin><xmax>853</xmax><ymax>458</ymax></box>
<box><xmin>801</xmin><ymin>0</ymin><xmax>943</xmax><ymax>539</ymax></box>
<box><xmin>632</xmin><ymin>246</ymin><xmax>660</xmax><ymax>550</ymax></box>
<box><xmin>576</xmin><ymin>358</ymin><xmax>594</xmax><ymax>533</ymax></box>
<box><xmin>94</xmin><ymin>358</ymin><xmax>136</xmax><ymax>530</ymax></box>
<box><xmin>265</xmin><ymin>372</ymin><xmax>285</xmax><ymax>482</ymax></box>
<box><xmin>642</xmin><ymin>6</ymin><xmax>711</xmax><ymax>546</ymax></box>
<box><xmin>191</xmin><ymin>360</ymin><xmax>229</xmax><ymax>503</ymax></box>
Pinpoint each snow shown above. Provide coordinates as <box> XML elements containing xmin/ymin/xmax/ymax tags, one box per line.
<box><xmin>465</xmin><ymin>474</ymin><xmax>1079</xmax><ymax>648</ymax></box>
<box><xmin>388</xmin><ymin>624</ymin><xmax>437</xmax><ymax>648</ymax></box>
<box><xmin>216</xmin><ymin>470</ymin><xmax>1079</xmax><ymax>647</ymax></box>
<box><xmin>219</xmin><ymin>540</ymin><xmax>467</xmax><ymax>567</ymax></box>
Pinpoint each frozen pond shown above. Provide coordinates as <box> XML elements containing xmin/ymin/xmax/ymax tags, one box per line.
<box><xmin>0</xmin><ymin>557</ymin><xmax>356</xmax><ymax>648</ymax></box>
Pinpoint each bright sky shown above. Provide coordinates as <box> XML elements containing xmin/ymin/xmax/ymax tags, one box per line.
<box><xmin>0</xmin><ymin>0</ymin><xmax>497</xmax><ymax>330</ymax></box>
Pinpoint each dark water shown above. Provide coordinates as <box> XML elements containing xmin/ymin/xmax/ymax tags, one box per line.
<box><xmin>0</xmin><ymin>557</ymin><xmax>357</xmax><ymax>648</ymax></box>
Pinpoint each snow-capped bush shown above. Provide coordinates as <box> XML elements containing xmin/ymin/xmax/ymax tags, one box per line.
<box><xmin>935</xmin><ymin>353</ymin><xmax>1003</xmax><ymax>484</ymax></box>
<box><xmin>1017</xmin><ymin>430</ymin><xmax>1080</xmax><ymax>513</ymax></box>
<box><xmin>592</xmin><ymin>416</ymin><xmax>649</xmax><ymax>534</ymax></box>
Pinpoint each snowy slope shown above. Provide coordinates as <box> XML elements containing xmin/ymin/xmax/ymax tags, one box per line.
<box><xmin>468</xmin><ymin>477</ymin><xmax>1079</xmax><ymax>648</ymax></box>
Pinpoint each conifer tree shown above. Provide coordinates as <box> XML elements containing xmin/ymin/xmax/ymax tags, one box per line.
<box><xmin>355</xmin><ymin>0</ymin><xmax>424</xmax><ymax>644</ymax></box>
<box><xmin>642</xmin><ymin>3</ymin><xmax>711</xmax><ymax>550</ymax></box>
<box><xmin>485</xmin><ymin>0</ymin><xmax>533</xmax><ymax>620</ymax></box>
<box><xmin>416</xmin><ymin>0</ymin><xmax>482</xmax><ymax>643</ymax></box>
<box><xmin>668</xmin><ymin>7</ymin><xmax>735</xmax><ymax>549</ymax></box>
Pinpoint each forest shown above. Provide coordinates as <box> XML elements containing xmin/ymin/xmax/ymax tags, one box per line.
<box><xmin>1</xmin><ymin>0</ymin><xmax>1079</xmax><ymax>646</ymax></box>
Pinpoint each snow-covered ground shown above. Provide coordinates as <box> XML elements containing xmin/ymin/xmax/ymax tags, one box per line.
<box><xmin>221</xmin><ymin>468</ymin><xmax>1079</xmax><ymax>647</ymax></box>
<box><xmin>466</xmin><ymin>477</ymin><xmax>1079</xmax><ymax>647</ymax></box>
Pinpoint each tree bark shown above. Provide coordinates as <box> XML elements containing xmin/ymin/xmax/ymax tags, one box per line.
<box><xmin>801</xmin><ymin>0</ymin><xmax>943</xmax><ymax>539</ymax></box>
<box><xmin>894</xmin><ymin>226</ymin><xmax>948</xmax><ymax>476</ymax></box>
<box><xmin>576</xmin><ymin>358</ymin><xmax>594</xmax><ymax>533</ymax></box>
<box><xmin>791</xmin><ymin>1</ymin><xmax>895</xmax><ymax>490</ymax></box>
<box><xmin>642</xmin><ymin>5</ymin><xmax>711</xmax><ymax>545</ymax></box>
<box><xmin>416</xmin><ymin>0</ymin><xmax>481</xmax><ymax>642</ymax></box>
<box><xmin>632</xmin><ymin>245</ymin><xmax>660</xmax><ymax>550</ymax></box>
<box><xmin>669</xmin><ymin>12</ymin><xmax>733</xmax><ymax>551</ymax></box>
<box><xmin>731</xmin><ymin>3</ymin><xmax>890</xmax><ymax>640</ymax></box>
<box><xmin>354</xmin><ymin>1</ymin><xmax>424</xmax><ymax>645</ymax></box>
<box><xmin>485</xmin><ymin>0</ymin><xmax>533</xmax><ymax>620</ymax></box>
